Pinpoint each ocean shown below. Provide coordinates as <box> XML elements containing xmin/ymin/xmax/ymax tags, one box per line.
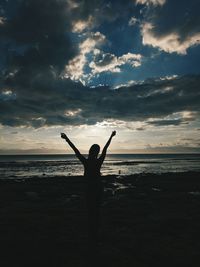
<box><xmin>0</xmin><ymin>154</ymin><xmax>200</xmax><ymax>179</ymax></box>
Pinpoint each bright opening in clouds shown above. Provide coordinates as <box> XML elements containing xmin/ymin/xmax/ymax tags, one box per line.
<box><xmin>0</xmin><ymin>0</ymin><xmax>200</xmax><ymax>154</ymax></box>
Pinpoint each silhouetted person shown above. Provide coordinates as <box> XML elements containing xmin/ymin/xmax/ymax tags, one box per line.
<box><xmin>61</xmin><ymin>131</ymin><xmax>116</xmax><ymax>249</ymax></box>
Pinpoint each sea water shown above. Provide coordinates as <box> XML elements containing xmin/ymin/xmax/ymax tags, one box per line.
<box><xmin>0</xmin><ymin>154</ymin><xmax>200</xmax><ymax>179</ymax></box>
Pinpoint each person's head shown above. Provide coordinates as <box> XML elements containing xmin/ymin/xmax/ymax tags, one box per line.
<box><xmin>88</xmin><ymin>144</ymin><xmax>100</xmax><ymax>159</ymax></box>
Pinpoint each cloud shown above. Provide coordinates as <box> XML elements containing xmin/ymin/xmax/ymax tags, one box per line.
<box><xmin>140</xmin><ymin>0</ymin><xmax>200</xmax><ymax>54</ymax></box>
<box><xmin>0</xmin><ymin>89</ymin><xmax>16</xmax><ymax>101</ymax></box>
<box><xmin>0</xmin><ymin>0</ymin><xmax>80</xmax><ymax>110</ymax></box>
<box><xmin>0</xmin><ymin>16</ymin><xmax>6</xmax><ymax>25</ymax></box>
<box><xmin>144</xmin><ymin>145</ymin><xmax>200</xmax><ymax>153</ymax></box>
<box><xmin>142</xmin><ymin>23</ymin><xmax>200</xmax><ymax>54</ymax></box>
<box><xmin>136</xmin><ymin>0</ymin><xmax>166</xmax><ymax>6</ymax></box>
<box><xmin>1</xmin><ymin>0</ymin><xmax>133</xmax><ymax>89</ymax></box>
<box><xmin>89</xmin><ymin>51</ymin><xmax>142</xmax><ymax>74</ymax></box>
<box><xmin>69</xmin><ymin>0</ymin><xmax>139</xmax><ymax>32</ymax></box>
<box><xmin>0</xmin><ymin>0</ymin><xmax>200</xmax><ymax>130</ymax></box>
<box><xmin>147</xmin><ymin>119</ymin><xmax>184</xmax><ymax>126</ymax></box>
<box><xmin>65</xmin><ymin>32</ymin><xmax>106</xmax><ymax>83</ymax></box>
<box><xmin>144</xmin><ymin>110</ymin><xmax>198</xmax><ymax>127</ymax></box>
<box><xmin>0</xmin><ymin>0</ymin><xmax>76</xmax><ymax>69</ymax></box>
<box><xmin>128</xmin><ymin>17</ymin><xmax>138</xmax><ymax>26</ymax></box>
<box><xmin>65</xmin><ymin>32</ymin><xmax>142</xmax><ymax>81</ymax></box>
<box><xmin>136</xmin><ymin>127</ymin><xmax>145</xmax><ymax>131</ymax></box>
<box><xmin>1</xmin><ymin>74</ymin><xmax>200</xmax><ymax>128</ymax></box>
<box><xmin>72</xmin><ymin>15</ymin><xmax>94</xmax><ymax>33</ymax></box>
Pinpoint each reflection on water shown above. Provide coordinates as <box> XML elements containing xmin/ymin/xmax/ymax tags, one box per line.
<box><xmin>0</xmin><ymin>154</ymin><xmax>200</xmax><ymax>179</ymax></box>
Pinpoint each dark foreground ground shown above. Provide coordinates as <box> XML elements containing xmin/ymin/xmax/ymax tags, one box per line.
<box><xmin>0</xmin><ymin>172</ymin><xmax>200</xmax><ymax>267</ymax></box>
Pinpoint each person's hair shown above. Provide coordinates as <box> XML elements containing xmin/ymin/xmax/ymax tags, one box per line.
<box><xmin>88</xmin><ymin>144</ymin><xmax>100</xmax><ymax>158</ymax></box>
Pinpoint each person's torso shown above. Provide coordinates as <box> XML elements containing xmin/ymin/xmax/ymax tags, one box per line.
<box><xmin>84</xmin><ymin>158</ymin><xmax>102</xmax><ymax>178</ymax></box>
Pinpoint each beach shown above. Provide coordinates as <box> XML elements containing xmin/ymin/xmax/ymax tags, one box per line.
<box><xmin>1</xmin><ymin>171</ymin><xmax>200</xmax><ymax>267</ymax></box>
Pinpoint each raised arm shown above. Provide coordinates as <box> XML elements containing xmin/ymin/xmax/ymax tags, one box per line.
<box><xmin>99</xmin><ymin>131</ymin><xmax>116</xmax><ymax>164</ymax></box>
<box><xmin>61</xmin><ymin>133</ymin><xmax>86</xmax><ymax>164</ymax></box>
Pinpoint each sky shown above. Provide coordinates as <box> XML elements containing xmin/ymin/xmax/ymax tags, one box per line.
<box><xmin>0</xmin><ymin>0</ymin><xmax>200</xmax><ymax>154</ymax></box>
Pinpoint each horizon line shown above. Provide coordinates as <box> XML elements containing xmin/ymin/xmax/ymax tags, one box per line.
<box><xmin>1</xmin><ymin>152</ymin><xmax>200</xmax><ymax>156</ymax></box>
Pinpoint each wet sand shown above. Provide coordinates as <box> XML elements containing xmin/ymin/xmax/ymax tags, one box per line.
<box><xmin>0</xmin><ymin>172</ymin><xmax>200</xmax><ymax>267</ymax></box>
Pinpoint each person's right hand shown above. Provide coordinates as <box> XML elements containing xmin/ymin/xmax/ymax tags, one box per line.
<box><xmin>111</xmin><ymin>131</ymin><xmax>116</xmax><ymax>137</ymax></box>
<box><xmin>61</xmin><ymin>133</ymin><xmax>67</xmax><ymax>139</ymax></box>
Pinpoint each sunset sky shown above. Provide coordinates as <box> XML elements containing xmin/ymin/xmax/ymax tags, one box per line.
<box><xmin>0</xmin><ymin>0</ymin><xmax>200</xmax><ymax>154</ymax></box>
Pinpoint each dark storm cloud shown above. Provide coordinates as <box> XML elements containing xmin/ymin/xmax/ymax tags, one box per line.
<box><xmin>0</xmin><ymin>0</ymin><xmax>200</xmax><ymax>128</ymax></box>
<box><xmin>0</xmin><ymin>0</ymin><xmax>79</xmax><ymax>127</ymax></box>
<box><xmin>0</xmin><ymin>0</ymin><xmax>76</xmax><ymax>73</ymax></box>
<box><xmin>1</xmin><ymin>74</ymin><xmax>200</xmax><ymax>127</ymax></box>
<box><xmin>147</xmin><ymin>0</ymin><xmax>200</xmax><ymax>38</ymax></box>
<box><xmin>0</xmin><ymin>0</ymin><xmax>137</xmax><ymax>85</ymax></box>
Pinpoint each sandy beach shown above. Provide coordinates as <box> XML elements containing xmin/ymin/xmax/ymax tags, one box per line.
<box><xmin>1</xmin><ymin>172</ymin><xmax>200</xmax><ymax>267</ymax></box>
